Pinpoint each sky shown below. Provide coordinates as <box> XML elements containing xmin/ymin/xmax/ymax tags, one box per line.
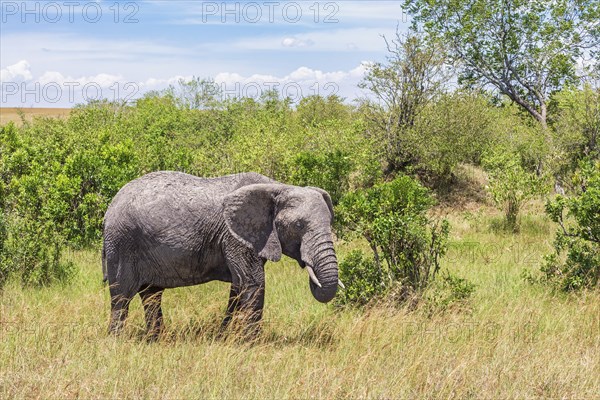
<box><xmin>0</xmin><ymin>1</ymin><xmax>410</xmax><ymax>107</ymax></box>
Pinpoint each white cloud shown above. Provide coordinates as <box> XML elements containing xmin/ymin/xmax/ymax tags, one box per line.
<box><xmin>1</xmin><ymin>61</ymin><xmax>373</xmax><ymax>107</ymax></box>
<box><xmin>0</xmin><ymin>60</ymin><xmax>33</xmax><ymax>82</ymax></box>
<box><xmin>38</xmin><ymin>71</ymin><xmax>123</xmax><ymax>87</ymax></box>
<box><xmin>139</xmin><ymin>75</ymin><xmax>192</xmax><ymax>89</ymax></box>
<box><xmin>281</xmin><ymin>37</ymin><xmax>314</xmax><ymax>48</ymax></box>
<box><xmin>214</xmin><ymin>63</ymin><xmax>372</xmax><ymax>101</ymax></box>
<box><xmin>349</xmin><ymin>62</ymin><xmax>373</xmax><ymax>77</ymax></box>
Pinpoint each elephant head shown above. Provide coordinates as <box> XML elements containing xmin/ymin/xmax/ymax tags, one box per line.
<box><xmin>223</xmin><ymin>184</ymin><xmax>339</xmax><ymax>303</ymax></box>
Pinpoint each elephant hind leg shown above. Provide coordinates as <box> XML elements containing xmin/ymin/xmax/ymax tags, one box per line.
<box><xmin>108</xmin><ymin>286</ymin><xmax>135</xmax><ymax>336</ymax></box>
<box><xmin>106</xmin><ymin>253</ymin><xmax>137</xmax><ymax>336</ymax></box>
<box><xmin>140</xmin><ymin>285</ymin><xmax>164</xmax><ymax>341</ymax></box>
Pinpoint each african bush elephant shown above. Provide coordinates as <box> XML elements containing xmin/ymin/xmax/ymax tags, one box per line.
<box><xmin>102</xmin><ymin>171</ymin><xmax>340</xmax><ymax>339</ymax></box>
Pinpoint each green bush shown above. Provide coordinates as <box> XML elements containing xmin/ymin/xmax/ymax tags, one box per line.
<box><xmin>336</xmin><ymin>176</ymin><xmax>450</xmax><ymax>306</ymax></box>
<box><xmin>0</xmin><ymin>213</ymin><xmax>75</xmax><ymax>286</ymax></box>
<box><xmin>550</xmin><ymin>85</ymin><xmax>600</xmax><ymax>183</ymax></box>
<box><xmin>482</xmin><ymin>150</ymin><xmax>547</xmax><ymax>232</ymax></box>
<box><xmin>289</xmin><ymin>150</ymin><xmax>352</xmax><ymax>205</ymax></box>
<box><xmin>0</xmin><ymin>105</ymin><xmax>135</xmax><ymax>286</ymax></box>
<box><xmin>4</xmin><ymin>80</ymin><xmax>581</xmax><ymax>294</ymax></box>
<box><xmin>408</xmin><ymin>91</ymin><xmax>497</xmax><ymax>184</ymax></box>
<box><xmin>336</xmin><ymin>250</ymin><xmax>386</xmax><ymax>307</ymax></box>
<box><xmin>422</xmin><ymin>272</ymin><xmax>476</xmax><ymax>314</ymax></box>
<box><xmin>0</xmin><ymin>93</ymin><xmax>379</xmax><ymax>289</ymax></box>
<box><xmin>542</xmin><ymin>160</ymin><xmax>600</xmax><ymax>291</ymax></box>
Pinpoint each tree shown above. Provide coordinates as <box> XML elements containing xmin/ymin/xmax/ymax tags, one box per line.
<box><xmin>404</xmin><ymin>0</ymin><xmax>600</xmax><ymax>128</ymax></box>
<box><xmin>543</xmin><ymin>160</ymin><xmax>600</xmax><ymax>290</ymax></box>
<box><xmin>359</xmin><ymin>30</ymin><xmax>448</xmax><ymax>172</ymax></box>
<box><xmin>166</xmin><ymin>77</ymin><xmax>222</xmax><ymax>110</ymax></box>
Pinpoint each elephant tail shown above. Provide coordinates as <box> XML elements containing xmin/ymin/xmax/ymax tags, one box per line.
<box><xmin>101</xmin><ymin>242</ymin><xmax>108</xmax><ymax>285</ymax></box>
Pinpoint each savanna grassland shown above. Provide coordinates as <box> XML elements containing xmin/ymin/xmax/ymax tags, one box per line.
<box><xmin>0</xmin><ymin>85</ymin><xmax>599</xmax><ymax>399</ymax></box>
<box><xmin>1</xmin><ymin>200</ymin><xmax>598</xmax><ymax>399</ymax></box>
<box><xmin>2</xmin><ymin>4</ymin><xmax>600</xmax><ymax>395</ymax></box>
<box><xmin>0</xmin><ymin>108</ymin><xmax>71</xmax><ymax>126</ymax></box>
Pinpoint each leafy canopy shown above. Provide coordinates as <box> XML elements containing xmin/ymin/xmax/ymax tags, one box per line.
<box><xmin>403</xmin><ymin>0</ymin><xmax>600</xmax><ymax>126</ymax></box>
<box><xmin>543</xmin><ymin>160</ymin><xmax>600</xmax><ymax>290</ymax></box>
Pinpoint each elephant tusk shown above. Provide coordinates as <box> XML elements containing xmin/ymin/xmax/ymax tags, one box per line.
<box><xmin>306</xmin><ymin>266</ymin><xmax>322</xmax><ymax>288</ymax></box>
<box><xmin>338</xmin><ymin>279</ymin><xmax>346</xmax><ymax>290</ymax></box>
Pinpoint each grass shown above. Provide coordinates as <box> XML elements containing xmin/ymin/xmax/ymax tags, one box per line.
<box><xmin>1</xmin><ymin>207</ymin><xmax>599</xmax><ymax>398</ymax></box>
<box><xmin>0</xmin><ymin>108</ymin><xmax>71</xmax><ymax>126</ymax></box>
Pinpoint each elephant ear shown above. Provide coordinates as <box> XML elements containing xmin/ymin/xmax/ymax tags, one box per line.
<box><xmin>223</xmin><ymin>184</ymin><xmax>282</xmax><ymax>262</ymax></box>
<box><xmin>307</xmin><ymin>186</ymin><xmax>334</xmax><ymax>221</ymax></box>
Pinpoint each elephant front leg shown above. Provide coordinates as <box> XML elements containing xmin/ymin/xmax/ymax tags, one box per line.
<box><xmin>238</xmin><ymin>282</ymin><xmax>265</xmax><ymax>326</ymax></box>
<box><xmin>220</xmin><ymin>285</ymin><xmax>240</xmax><ymax>331</ymax></box>
<box><xmin>223</xmin><ymin>258</ymin><xmax>266</xmax><ymax>337</ymax></box>
<box><xmin>221</xmin><ymin>282</ymin><xmax>264</xmax><ymax>333</ymax></box>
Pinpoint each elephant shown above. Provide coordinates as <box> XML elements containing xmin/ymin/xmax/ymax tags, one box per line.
<box><xmin>102</xmin><ymin>171</ymin><xmax>341</xmax><ymax>339</ymax></box>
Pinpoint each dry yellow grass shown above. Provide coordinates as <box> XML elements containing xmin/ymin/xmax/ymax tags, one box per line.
<box><xmin>0</xmin><ymin>108</ymin><xmax>71</xmax><ymax>126</ymax></box>
<box><xmin>0</xmin><ymin>209</ymin><xmax>599</xmax><ymax>398</ymax></box>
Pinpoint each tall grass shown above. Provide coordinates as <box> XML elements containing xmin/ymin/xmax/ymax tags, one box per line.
<box><xmin>1</xmin><ymin>208</ymin><xmax>599</xmax><ymax>398</ymax></box>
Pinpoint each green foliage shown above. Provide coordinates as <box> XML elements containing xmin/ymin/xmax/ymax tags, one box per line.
<box><xmin>3</xmin><ymin>70</ymin><xmax>592</xmax><ymax>294</ymax></box>
<box><xmin>358</xmin><ymin>29</ymin><xmax>521</xmax><ymax>186</ymax></box>
<box><xmin>404</xmin><ymin>0</ymin><xmax>600</xmax><ymax>126</ymax></box>
<box><xmin>0</xmin><ymin>104</ymin><xmax>137</xmax><ymax>285</ymax></box>
<box><xmin>335</xmin><ymin>250</ymin><xmax>386</xmax><ymax>307</ymax></box>
<box><xmin>422</xmin><ymin>272</ymin><xmax>477</xmax><ymax>314</ymax></box>
<box><xmin>542</xmin><ymin>160</ymin><xmax>600</xmax><ymax>291</ymax></box>
<box><xmin>0</xmin><ymin>208</ymin><xmax>6</xmax><ymax>285</ymax></box>
<box><xmin>289</xmin><ymin>150</ymin><xmax>352</xmax><ymax>205</ymax></box>
<box><xmin>408</xmin><ymin>91</ymin><xmax>497</xmax><ymax>183</ymax></box>
<box><xmin>1</xmin><ymin>214</ymin><xmax>75</xmax><ymax>286</ymax></box>
<box><xmin>0</xmin><ymin>91</ymin><xmax>378</xmax><ymax>288</ymax></box>
<box><xmin>550</xmin><ymin>85</ymin><xmax>600</xmax><ymax>183</ymax></box>
<box><xmin>482</xmin><ymin>150</ymin><xmax>547</xmax><ymax>232</ymax></box>
<box><xmin>165</xmin><ymin>76</ymin><xmax>222</xmax><ymax>110</ymax></box>
<box><xmin>2</xmin><ymin>109</ymin><xmax>139</xmax><ymax>247</ymax></box>
<box><xmin>336</xmin><ymin>176</ymin><xmax>450</xmax><ymax>306</ymax></box>
<box><xmin>296</xmin><ymin>95</ymin><xmax>351</xmax><ymax>128</ymax></box>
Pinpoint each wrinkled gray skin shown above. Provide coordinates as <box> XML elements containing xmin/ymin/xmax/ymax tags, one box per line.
<box><xmin>102</xmin><ymin>171</ymin><xmax>338</xmax><ymax>339</ymax></box>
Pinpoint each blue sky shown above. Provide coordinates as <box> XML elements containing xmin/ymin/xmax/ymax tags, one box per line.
<box><xmin>1</xmin><ymin>1</ymin><xmax>410</xmax><ymax>107</ymax></box>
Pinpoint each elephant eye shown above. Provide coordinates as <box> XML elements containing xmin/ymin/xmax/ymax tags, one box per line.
<box><xmin>294</xmin><ymin>221</ymin><xmax>304</xmax><ymax>230</ymax></box>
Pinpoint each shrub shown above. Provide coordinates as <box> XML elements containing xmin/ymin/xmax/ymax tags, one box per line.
<box><xmin>542</xmin><ymin>160</ymin><xmax>600</xmax><ymax>291</ymax></box>
<box><xmin>336</xmin><ymin>176</ymin><xmax>450</xmax><ymax>306</ymax></box>
<box><xmin>289</xmin><ymin>150</ymin><xmax>352</xmax><ymax>205</ymax></box>
<box><xmin>358</xmin><ymin>31</ymin><xmax>448</xmax><ymax>174</ymax></box>
<box><xmin>336</xmin><ymin>250</ymin><xmax>386</xmax><ymax>307</ymax></box>
<box><xmin>551</xmin><ymin>85</ymin><xmax>600</xmax><ymax>183</ymax></box>
<box><xmin>408</xmin><ymin>91</ymin><xmax>497</xmax><ymax>184</ymax></box>
<box><xmin>0</xmin><ymin>112</ymin><xmax>133</xmax><ymax>287</ymax></box>
<box><xmin>422</xmin><ymin>272</ymin><xmax>476</xmax><ymax>314</ymax></box>
<box><xmin>482</xmin><ymin>150</ymin><xmax>547</xmax><ymax>232</ymax></box>
<box><xmin>0</xmin><ymin>214</ymin><xmax>75</xmax><ymax>286</ymax></box>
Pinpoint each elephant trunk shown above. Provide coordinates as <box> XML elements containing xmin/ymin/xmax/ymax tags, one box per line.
<box><xmin>302</xmin><ymin>235</ymin><xmax>338</xmax><ymax>303</ymax></box>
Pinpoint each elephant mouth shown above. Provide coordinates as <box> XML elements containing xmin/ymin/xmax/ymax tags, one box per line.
<box><xmin>298</xmin><ymin>259</ymin><xmax>324</xmax><ymax>289</ymax></box>
<box><xmin>299</xmin><ymin>256</ymin><xmax>343</xmax><ymax>303</ymax></box>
